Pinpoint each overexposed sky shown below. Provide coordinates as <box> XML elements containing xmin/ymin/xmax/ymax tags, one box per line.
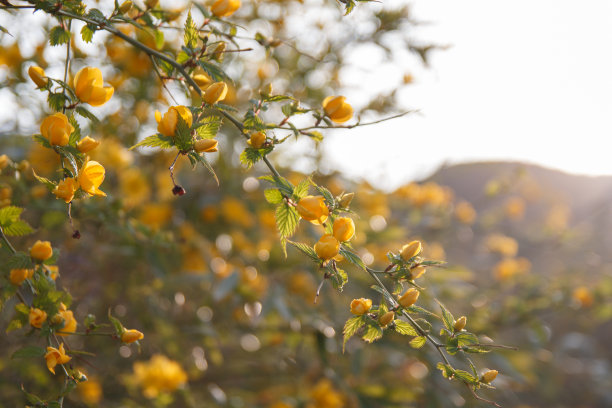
<box><xmin>323</xmin><ymin>0</ymin><xmax>612</xmax><ymax>190</ymax></box>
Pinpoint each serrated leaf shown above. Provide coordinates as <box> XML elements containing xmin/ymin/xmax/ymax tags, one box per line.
<box><xmin>409</xmin><ymin>336</ymin><xmax>427</xmax><ymax>349</ymax></box>
<box><xmin>239</xmin><ymin>147</ymin><xmax>272</xmax><ymax>169</ymax></box>
<box><xmin>32</xmin><ymin>170</ymin><xmax>56</xmax><ymax>191</ymax></box>
<box><xmin>329</xmin><ymin>266</ymin><xmax>348</xmax><ymax>291</ymax></box>
<box><xmin>130</xmin><ymin>134</ymin><xmax>175</xmax><ymax>150</ymax></box>
<box><xmin>437</xmin><ymin>301</ymin><xmax>455</xmax><ymax>333</ymax></box>
<box><xmin>80</xmin><ymin>25</ymin><xmax>94</xmax><ymax>43</ymax></box>
<box><xmin>49</xmin><ymin>26</ymin><xmax>70</xmax><ymax>46</ymax></box>
<box><xmin>457</xmin><ymin>332</ymin><xmax>479</xmax><ymax>347</ymax></box>
<box><xmin>292</xmin><ymin>177</ymin><xmax>311</xmax><ymax>200</ymax></box>
<box><xmin>362</xmin><ymin>323</ymin><xmax>383</xmax><ymax>343</ymax></box>
<box><xmin>6</xmin><ymin>318</ymin><xmax>23</xmax><ymax>333</ymax></box>
<box><xmin>370</xmin><ymin>284</ymin><xmax>396</xmax><ymax>306</ymax></box>
<box><xmin>48</xmin><ymin>92</ymin><xmax>68</xmax><ymax>111</ymax></box>
<box><xmin>33</xmin><ymin>134</ymin><xmax>51</xmax><ymax>148</ymax></box>
<box><xmin>287</xmin><ymin>240</ymin><xmax>319</xmax><ymax>263</ymax></box>
<box><xmin>189</xmin><ymin>152</ymin><xmax>219</xmax><ymax>185</ymax></box>
<box><xmin>340</xmin><ymin>248</ymin><xmax>366</xmax><ymax>270</ymax></box>
<box><xmin>275</xmin><ymin>203</ymin><xmax>299</xmax><ymax>240</ymax></box>
<box><xmin>68</xmin><ymin>115</ymin><xmax>81</xmax><ymax>145</ymax></box>
<box><xmin>7</xmin><ymin>251</ymin><xmax>35</xmax><ymax>269</ymax></box>
<box><xmin>394</xmin><ymin>320</ymin><xmax>418</xmax><ymax>337</ymax></box>
<box><xmin>264</xmin><ymin>189</ymin><xmax>283</xmax><ymax>204</ymax></box>
<box><xmin>184</xmin><ymin>10</ymin><xmax>197</xmax><ymax>48</ymax></box>
<box><xmin>12</xmin><ymin>346</ymin><xmax>46</xmax><ymax>359</ymax></box>
<box><xmin>454</xmin><ymin>369</ymin><xmax>478</xmax><ymax>384</ymax></box>
<box><xmin>437</xmin><ymin>362</ymin><xmax>454</xmax><ymax>379</ymax></box>
<box><xmin>195</xmin><ymin>117</ymin><xmax>222</xmax><ymax>139</ymax></box>
<box><xmin>0</xmin><ymin>206</ymin><xmax>23</xmax><ymax>226</ymax></box>
<box><xmin>174</xmin><ymin>114</ymin><xmax>193</xmax><ymax>151</ymax></box>
<box><xmin>55</xmin><ymin>147</ymin><xmax>79</xmax><ymax>178</ymax></box>
<box><xmin>75</xmin><ymin>106</ymin><xmax>99</xmax><ymax>123</ymax></box>
<box><xmin>314</xmin><ymin>184</ymin><xmax>335</xmax><ymax>207</ymax></box>
<box><xmin>342</xmin><ymin>315</ymin><xmax>365</xmax><ymax>352</ymax></box>
<box><xmin>3</xmin><ymin>220</ymin><xmax>34</xmax><ymax>237</ymax></box>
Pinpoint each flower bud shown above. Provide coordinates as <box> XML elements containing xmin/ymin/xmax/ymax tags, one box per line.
<box><xmin>10</xmin><ymin>268</ymin><xmax>33</xmax><ymax>286</ymax></box>
<box><xmin>379</xmin><ymin>311</ymin><xmax>395</xmax><ymax>327</ymax></box>
<box><xmin>53</xmin><ymin>177</ymin><xmax>79</xmax><ymax>203</ymax></box>
<box><xmin>30</xmin><ymin>240</ymin><xmax>53</xmax><ymax>261</ymax></box>
<box><xmin>260</xmin><ymin>83</ymin><xmax>273</xmax><ymax>97</ymax></box>
<box><xmin>0</xmin><ymin>154</ymin><xmax>9</xmax><ymax>170</ymax></box>
<box><xmin>194</xmin><ymin>139</ymin><xmax>218</xmax><ymax>153</ymax></box>
<box><xmin>400</xmin><ymin>240</ymin><xmax>422</xmax><ymax>262</ymax></box>
<box><xmin>410</xmin><ymin>265</ymin><xmax>426</xmax><ymax>280</ymax></box>
<box><xmin>248</xmin><ymin>132</ymin><xmax>266</xmax><ymax>149</ymax></box>
<box><xmin>193</xmin><ymin>69</ymin><xmax>212</xmax><ymax>88</ymax></box>
<box><xmin>29</xmin><ymin>307</ymin><xmax>48</xmax><ymax>328</ymax></box>
<box><xmin>211</xmin><ymin>0</ymin><xmax>241</xmax><ymax>17</ymax></box>
<box><xmin>119</xmin><ymin>0</ymin><xmax>133</xmax><ymax>13</ymax></box>
<box><xmin>144</xmin><ymin>0</ymin><xmax>158</xmax><ymax>8</ymax></box>
<box><xmin>296</xmin><ymin>195</ymin><xmax>329</xmax><ymax>224</ymax></box>
<box><xmin>40</xmin><ymin>112</ymin><xmax>74</xmax><ymax>146</ymax></box>
<box><xmin>322</xmin><ymin>95</ymin><xmax>353</xmax><ymax>123</ymax></box>
<box><xmin>155</xmin><ymin>106</ymin><xmax>193</xmax><ymax>137</ymax></box>
<box><xmin>338</xmin><ymin>192</ymin><xmax>354</xmax><ymax>208</ymax></box>
<box><xmin>74</xmin><ymin>67</ymin><xmax>114</xmax><ymax>107</ymax></box>
<box><xmin>77</xmin><ymin>136</ymin><xmax>100</xmax><ymax>153</ymax></box>
<box><xmin>28</xmin><ymin>65</ymin><xmax>48</xmax><ymax>88</ymax></box>
<box><xmin>212</xmin><ymin>42</ymin><xmax>226</xmax><ymax>62</ymax></box>
<box><xmin>314</xmin><ymin>234</ymin><xmax>340</xmax><ymax>260</ymax></box>
<box><xmin>350</xmin><ymin>298</ymin><xmax>372</xmax><ymax>315</ymax></box>
<box><xmin>121</xmin><ymin>329</ymin><xmax>144</xmax><ymax>343</ymax></box>
<box><xmin>481</xmin><ymin>370</ymin><xmax>498</xmax><ymax>384</ymax></box>
<box><xmin>332</xmin><ymin>217</ymin><xmax>355</xmax><ymax>242</ymax></box>
<box><xmin>453</xmin><ymin>316</ymin><xmax>467</xmax><ymax>332</ymax></box>
<box><xmin>203</xmin><ymin>82</ymin><xmax>228</xmax><ymax>105</ymax></box>
<box><xmin>398</xmin><ymin>288</ymin><xmax>419</xmax><ymax>308</ymax></box>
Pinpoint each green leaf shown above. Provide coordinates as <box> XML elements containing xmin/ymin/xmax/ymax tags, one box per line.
<box><xmin>32</xmin><ymin>170</ymin><xmax>56</xmax><ymax>191</ymax></box>
<box><xmin>276</xmin><ymin>202</ymin><xmax>299</xmax><ymax>242</ymax></box>
<box><xmin>195</xmin><ymin>117</ymin><xmax>222</xmax><ymax>139</ymax></box>
<box><xmin>370</xmin><ymin>285</ymin><xmax>396</xmax><ymax>307</ymax></box>
<box><xmin>154</xmin><ymin>29</ymin><xmax>164</xmax><ymax>50</ymax></box>
<box><xmin>184</xmin><ymin>10</ymin><xmax>198</xmax><ymax>49</ymax></box>
<box><xmin>437</xmin><ymin>362</ymin><xmax>454</xmax><ymax>379</ymax></box>
<box><xmin>438</xmin><ymin>301</ymin><xmax>455</xmax><ymax>333</ymax></box>
<box><xmin>48</xmin><ymin>92</ymin><xmax>68</xmax><ymax>111</ymax></box>
<box><xmin>454</xmin><ymin>369</ymin><xmax>478</xmax><ymax>384</ymax></box>
<box><xmin>340</xmin><ymin>248</ymin><xmax>366</xmax><ymax>270</ymax></box>
<box><xmin>362</xmin><ymin>323</ymin><xmax>383</xmax><ymax>343</ymax></box>
<box><xmin>287</xmin><ymin>240</ymin><xmax>319</xmax><ymax>263</ymax></box>
<box><xmin>12</xmin><ymin>346</ymin><xmax>46</xmax><ymax>359</ymax></box>
<box><xmin>394</xmin><ymin>320</ymin><xmax>418</xmax><ymax>337</ymax></box>
<box><xmin>49</xmin><ymin>26</ymin><xmax>71</xmax><ymax>46</ymax></box>
<box><xmin>55</xmin><ymin>147</ymin><xmax>79</xmax><ymax>178</ymax></box>
<box><xmin>342</xmin><ymin>315</ymin><xmax>365</xmax><ymax>352</ymax></box>
<box><xmin>3</xmin><ymin>220</ymin><xmax>34</xmax><ymax>237</ymax></box>
<box><xmin>0</xmin><ymin>206</ymin><xmax>23</xmax><ymax>226</ymax></box>
<box><xmin>174</xmin><ymin>114</ymin><xmax>193</xmax><ymax>151</ymax></box>
<box><xmin>264</xmin><ymin>189</ymin><xmax>283</xmax><ymax>204</ymax></box>
<box><xmin>457</xmin><ymin>332</ymin><xmax>479</xmax><ymax>348</ymax></box>
<box><xmin>292</xmin><ymin>177</ymin><xmax>311</xmax><ymax>200</ymax></box>
<box><xmin>188</xmin><ymin>152</ymin><xmax>219</xmax><ymax>185</ymax></box>
<box><xmin>328</xmin><ymin>266</ymin><xmax>348</xmax><ymax>291</ymax></box>
<box><xmin>6</xmin><ymin>318</ymin><xmax>23</xmax><ymax>333</ymax></box>
<box><xmin>314</xmin><ymin>184</ymin><xmax>335</xmax><ymax>207</ymax></box>
<box><xmin>409</xmin><ymin>336</ymin><xmax>427</xmax><ymax>349</ymax></box>
<box><xmin>68</xmin><ymin>115</ymin><xmax>81</xmax><ymax>145</ymax></box>
<box><xmin>130</xmin><ymin>134</ymin><xmax>175</xmax><ymax>150</ymax></box>
<box><xmin>80</xmin><ymin>25</ymin><xmax>94</xmax><ymax>43</ymax></box>
<box><xmin>75</xmin><ymin>106</ymin><xmax>99</xmax><ymax>123</ymax></box>
<box><xmin>108</xmin><ymin>310</ymin><xmax>123</xmax><ymax>335</ymax></box>
<box><xmin>33</xmin><ymin>134</ymin><xmax>51</xmax><ymax>149</ymax></box>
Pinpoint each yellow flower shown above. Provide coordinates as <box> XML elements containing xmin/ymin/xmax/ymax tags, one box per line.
<box><xmin>55</xmin><ymin>304</ymin><xmax>77</xmax><ymax>336</ymax></box>
<box><xmin>314</xmin><ymin>234</ymin><xmax>340</xmax><ymax>260</ymax></box>
<box><xmin>379</xmin><ymin>311</ymin><xmax>395</xmax><ymax>327</ymax></box>
<box><xmin>119</xmin><ymin>0</ymin><xmax>133</xmax><ymax>13</ymax></box>
<box><xmin>332</xmin><ymin>217</ymin><xmax>355</xmax><ymax>242</ymax></box>
<box><xmin>193</xmin><ymin>68</ymin><xmax>212</xmax><ymax>88</ymax></box>
<box><xmin>454</xmin><ymin>316</ymin><xmax>467</xmax><ymax>331</ymax></box>
<box><xmin>349</xmin><ymin>298</ymin><xmax>372</xmax><ymax>315</ymax></box>
<box><xmin>78</xmin><ymin>377</ymin><xmax>102</xmax><ymax>404</ymax></box>
<box><xmin>454</xmin><ymin>201</ymin><xmax>476</xmax><ymax>224</ymax></box>
<box><xmin>45</xmin><ymin>343</ymin><xmax>71</xmax><ymax>374</ymax></box>
<box><xmin>481</xmin><ymin>370</ymin><xmax>498</xmax><ymax>384</ymax></box>
<box><xmin>296</xmin><ymin>195</ymin><xmax>329</xmax><ymax>224</ymax></box>
<box><xmin>202</xmin><ymin>81</ymin><xmax>228</xmax><ymax>105</ymax></box>
<box><xmin>78</xmin><ymin>161</ymin><xmax>106</xmax><ymax>197</ymax></box>
<box><xmin>194</xmin><ymin>139</ymin><xmax>218</xmax><ymax>153</ymax></box>
<box><xmin>410</xmin><ymin>265</ymin><xmax>426</xmax><ymax>280</ymax></box>
<box><xmin>10</xmin><ymin>268</ymin><xmax>33</xmax><ymax>285</ymax></box>
<box><xmin>308</xmin><ymin>379</ymin><xmax>344</xmax><ymax>408</ymax></box>
<box><xmin>28</xmin><ymin>65</ymin><xmax>48</xmax><ymax>88</ymax></box>
<box><xmin>322</xmin><ymin>95</ymin><xmax>353</xmax><ymax>123</ymax></box>
<box><xmin>155</xmin><ymin>106</ymin><xmax>193</xmax><ymax>137</ymax></box>
<box><xmin>400</xmin><ymin>240</ymin><xmax>422</xmax><ymax>262</ymax></box>
<box><xmin>122</xmin><ymin>329</ymin><xmax>144</xmax><ymax>343</ymax></box>
<box><xmin>74</xmin><ymin>67</ymin><xmax>114</xmax><ymax>106</ymax></box>
<box><xmin>53</xmin><ymin>177</ymin><xmax>79</xmax><ymax>203</ymax></box>
<box><xmin>248</xmin><ymin>132</ymin><xmax>266</xmax><ymax>149</ymax></box>
<box><xmin>338</xmin><ymin>192</ymin><xmax>354</xmax><ymax>208</ymax></box>
<box><xmin>77</xmin><ymin>136</ymin><xmax>100</xmax><ymax>153</ymax></box>
<box><xmin>144</xmin><ymin>0</ymin><xmax>158</xmax><ymax>8</ymax></box>
<box><xmin>29</xmin><ymin>307</ymin><xmax>48</xmax><ymax>328</ymax></box>
<box><xmin>132</xmin><ymin>354</ymin><xmax>187</xmax><ymax>398</ymax></box>
<box><xmin>139</xmin><ymin>203</ymin><xmax>173</xmax><ymax>229</ymax></box>
<box><xmin>398</xmin><ymin>288</ymin><xmax>419</xmax><ymax>308</ymax></box>
<box><xmin>211</xmin><ymin>0</ymin><xmax>241</xmax><ymax>17</ymax></box>
<box><xmin>30</xmin><ymin>240</ymin><xmax>53</xmax><ymax>261</ymax></box>
<box><xmin>573</xmin><ymin>286</ymin><xmax>594</xmax><ymax>308</ymax></box>
<box><xmin>40</xmin><ymin>113</ymin><xmax>74</xmax><ymax>146</ymax></box>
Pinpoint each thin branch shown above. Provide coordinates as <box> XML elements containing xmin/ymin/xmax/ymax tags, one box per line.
<box><xmin>465</xmin><ymin>383</ymin><xmax>502</xmax><ymax>408</ymax></box>
<box><xmin>0</xmin><ymin>225</ymin><xmax>17</xmax><ymax>253</ymax></box>
<box><xmin>61</xmin><ymin>20</ymin><xmax>72</xmax><ymax>114</ymax></box>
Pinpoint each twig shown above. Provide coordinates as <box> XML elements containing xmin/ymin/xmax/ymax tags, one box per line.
<box><xmin>465</xmin><ymin>383</ymin><xmax>502</xmax><ymax>407</ymax></box>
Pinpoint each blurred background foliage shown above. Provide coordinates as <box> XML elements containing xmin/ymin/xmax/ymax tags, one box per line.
<box><xmin>1</xmin><ymin>0</ymin><xmax>611</xmax><ymax>407</ymax></box>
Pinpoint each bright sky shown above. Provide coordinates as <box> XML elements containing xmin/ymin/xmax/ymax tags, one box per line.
<box><xmin>323</xmin><ymin>0</ymin><xmax>612</xmax><ymax>190</ymax></box>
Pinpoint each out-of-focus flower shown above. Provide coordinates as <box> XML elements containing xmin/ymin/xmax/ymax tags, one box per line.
<box><xmin>28</xmin><ymin>65</ymin><xmax>48</xmax><ymax>88</ymax></box>
<box><xmin>78</xmin><ymin>161</ymin><xmax>106</xmax><ymax>197</ymax></box>
<box><xmin>139</xmin><ymin>203</ymin><xmax>173</xmax><ymax>229</ymax></box>
<box><xmin>350</xmin><ymin>298</ymin><xmax>372</xmax><ymax>315</ymax></box>
<box><xmin>131</xmin><ymin>354</ymin><xmax>187</xmax><ymax>398</ymax></box>
<box><xmin>53</xmin><ymin>177</ymin><xmax>79</xmax><ymax>203</ymax></box>
<box><xmin>454</xmin><ymin>316</ymin><xmax>467</xmax><ymax>331</ymax></box>
<box><xmin>78</xmin><ymin>377</ymin><xmax>102</xmax><ymax>404</ymax></box>
<box><xmin>77</xmin><ymin>136</ymin><xmax>100</xmax><ymax>153</ymax></box>
<box><xmin>155</xmin><ymin>106</ymin><xmax>193</xmax><ymax>138</ymax></box>
<box><xmin>193</xmin><ymin>68</ymin><xmax>212</xmax><ymax>88</ymax></box>
<box><xmin>379</xmin><ymin>311</ymin><xmax>395</xmax><ymax>327</ymax></box>
<box><xmin>398</xmin><ymin>288</ymin><xmax>419</xmax><ymax>308</ymax></box>
<box><xmin>40</xmin><ymin>113</ymin><xmax>74</xmax><ymax>146</ymax></box>
<box><xmin>10</xmin><ymin>268</ymin><xmax>33</xmax><ymax>285</ymax></box>
<box><xmin>410</xmin><ymin>265</ymin><xmax>426</xmax><ymax>280</ymax></box>
<box><xmin>505</xmin><ymin>196</ymin><xmax>525</xmax><ymax>220</ymax></box>
<box><xmin>296</xmin><ymin>196</ymin><xmax>329</xmax><ymax>224</ymax></box>
<box><xmin>400</xmin><ymin>240</ymin><xmax>422</xmax><ymax>262</ymax></box>
<box><xmin>314</xmin><ymin>234</ymin><xmax>339</xmax><ymax>260</ymax></box>
<box><xmin>122</xmin><ymin>329</ymin><xmax>144</xmax><ymax>343</ymax></box>
<box><xmin>0</xmin><ymin>154</ymin><xmax>9</xmax><ymax>170</ymax></box>
<box><xmin>573</xmin><ymin>286</ymin><xmax>594</xmax><ymax>308</ymax></box>
<box><xmin>307</xmin><ymin>379</ymin><xmax>344</xmax><ymax>408</ymax></box>
<box><xmin>55</xmin><ymin>303</ymin><xmax>77</xmax><ymax>336</ymax></box>
<box><xmin>338</xmin><ymin>192</ymin><xmax>354</xmax><ymax>208</ymax></box>
<box><xmin>45</xmin><ymin>343</ymin><xmax>71</xmax><ymax>374</ymax></box>
<box><xmin>30</xmin><ymin>240</ymin><xmax>53</xmax><ymax>261</ymax></box>
<box><xmin>332</xmin><ymin>217</ymin><xmax>355</xmax><ymax>242</ymax></box>
<box><xmin>120</xmin><ymin>168</ymin><xmax>151</xmax><ymax>208</ymax></box>
<box><xmin>481</xmin><ymin>370</ymin><xmax>498</xmax><ymax>384</ymax></box>
<box><xmin>29</xmin><ymin>307</ymin><xmax>48</xmax><ymax>328</ymax></box>
<box><xmin>203</xmin><ymin>82</ymin><xmax>228</xmax><ymax>105</ymax></box>
<box><xmin>486</xmin><ymin>234</ymin><xmax>518</xmax><ymax>257</ymax></box>
<box><xmin>119</xmin><ymin>0</ymin><xmax>133</xmax><ymax>13</ymax></box>
<box><xmin>455</xmin><ymin>200</ymin><xmax>476</xmax><ymax>224</ymax></box>
<box><xmin>194</xmin><ymin>139</ymin><xmax>218</xmax><ymax>153</ymax></box>
<box><xmin>494</xmin><ymin>257</ymin><xmax>531</xmax><ymax>280</ymax></box>
<box><xmin>322</xmin><ymin>96</ymin><xmax>353</xmax><ymax>123</ymax></box>
<box><xmin>74</xmin><ymin>67</ymin><xmax>114</xmax><ymax>106</ymax></box>
<box><xmin>211</xmin><ymin>0</ymin><xmax>241</xmax><ymax>17</ymax></box>
<box><xmin>248</xmin><ymin>132</ymin><xmax>266</xmax><ymax>149</ymax></box>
